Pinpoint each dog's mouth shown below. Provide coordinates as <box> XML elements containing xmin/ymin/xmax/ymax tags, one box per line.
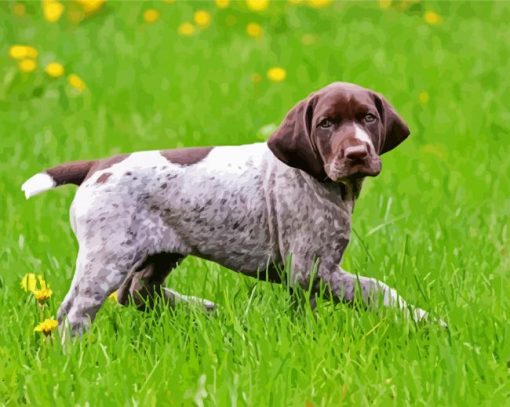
<box><xmin>325</xmin><ymin>157</ymin><xmax>381</xmax><ymax>183</ymax></box>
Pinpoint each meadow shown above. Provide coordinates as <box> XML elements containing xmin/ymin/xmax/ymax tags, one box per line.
<box><xmin>1</xmin><ymin>0</ymin><xmax>509</xmax><ymax>405</ymax></box>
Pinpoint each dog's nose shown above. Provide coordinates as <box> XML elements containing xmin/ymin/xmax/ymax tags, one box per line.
<box><xmin>344</xmin><ymin>145</ymin><xmax>368</xmax><ymax>160</ymax></box>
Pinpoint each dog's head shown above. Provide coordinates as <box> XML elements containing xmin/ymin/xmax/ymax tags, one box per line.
<box><xmin>268</xmin><ymin>82</ymin><xmax>410</xmax><ymax>182</ymax></box>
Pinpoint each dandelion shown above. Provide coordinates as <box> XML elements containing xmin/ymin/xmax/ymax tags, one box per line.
<box><xmin>307</xmin><ymin>0</ymin><xmax>332</xmax><ymax>8</ymax></box>
<box><xmin>45</xmin><ymin>62</ymin><xmax>64</xmax><ymax>78</ymax></box>
<box><xmin>21</xmin><ymin>274</ymin><xmax>37</xmax><ymax>292</ymax></box>
<box><xmin>246</xmin><ymin>0</ymin><xmax>269</xmax><ymax>12</ymax></box>
<box><xmin>418</xmin><ymin>91</ymin><xmax>429</xmax><ymax>105</ymax></box>
<box><xmin>178</xmin><ymin>22</ymin><xmax>195</xmax><ymax>36</ymax></box>
<box><xmin>75</xmin><ymin>0</ymin><xmax>105</xmax><ymax>14</ymax></box>
<box><xmin>194</xmin><ymin>10</ymin><xmax>211</xmax><ymax>28</ymax></box>
<box><xmin>68</xmin><ymin>73</ymin><xmax>86</xmax><ymax>92</ymax></box>
<box><xmin>33</xmin><ymin>288</ymin><xmax>53</xmax><ymax>305</ymax></box>
<box><xmin>21</xmin><ymin>274</ymin><xmax>47</xmax><ymax>292</ymax></box>
<box><xmin>246</xmin><ymin>23</ymin><xmax>263</xmax><ymax>38</ymax></box>
<box><xmin>17</xmin><ymin>59</ymin><xmax>34</xmax><ymax>72</ymax></box>
<box><xmin>215</xmin><ymin>0</ymin><xmax>230</xmax><ymax>8</ymax></box>
<box><xmin>267</xmin><ymin>67</ymin><xmax>286</xmax><ymax>82</ymax></box>
<box><xmin>34</xmin><ymin>318</ymin><xmax>59</xmax><ymax>336</ymax></box>
<box><xmin>378</xmin><ymin>0</ymin><xmax>392</xmax><ymax>9</ymax></box>
<box><xmin>144</xmin><ymin>9</ymin><xmax>160</xmax><ymax>23</ymax></box>
<box><xmin>424</xmin><ymin>11</ymin><xmax>441</xmax><ymax>25</ymax></box>
<box><xmin>42</xmin><ymin>0</ymin><xmax>64</xmax><ymax>23</ymax></box>
<box><xmin>9</xmin><ymin>45</ymin><xmax>38</xmax><ymax>60</ymax></box>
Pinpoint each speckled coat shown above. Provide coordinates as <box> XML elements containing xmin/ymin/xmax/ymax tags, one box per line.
<box><xmin>21</xmin><ymin>82</ymin><xmax>440</xmax><ymax>337</ymax></box>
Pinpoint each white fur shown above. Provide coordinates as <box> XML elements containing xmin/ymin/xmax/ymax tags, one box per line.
<box><xmin>21</xmin><ymin>173</ymin><xmax>56</xmax><ymax>199</ymax></box>
<box><xmin>354</xmin><ymin>124</ymin><xmax>374</xmax><ymax>149</ymax></box>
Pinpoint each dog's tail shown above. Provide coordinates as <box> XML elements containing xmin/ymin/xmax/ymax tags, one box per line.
<box><xmin>21</xmin><ymin>160</ymin><xmax>96</xmax><ymax>199</ymax></box>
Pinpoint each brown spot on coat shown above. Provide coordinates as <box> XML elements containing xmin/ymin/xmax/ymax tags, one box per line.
<box><xmin>96</xmin><ymin>172</ymin><xmax>112</xmax><ymax>184</ymax></box>
<box><xmin>160</xmin><ymin>147</ymin><xmax>213</xmax><ymax>166</ymax></box>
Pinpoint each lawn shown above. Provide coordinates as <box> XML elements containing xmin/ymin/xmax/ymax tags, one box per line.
<box><xmin>1</xmin><ymin>0</ymin><xmax>509</xmax><ymax>405</ymax></box>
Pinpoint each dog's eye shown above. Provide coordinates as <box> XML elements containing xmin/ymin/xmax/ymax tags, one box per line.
<box><xmin>364</xmin><ymin>113</ymin><xmax>377</xmax><ymax>123</ymax></box>
<box><xmin>318</xmin><ymin>119</ymin><xmax>333</xmax><ymax>129</ymax></box>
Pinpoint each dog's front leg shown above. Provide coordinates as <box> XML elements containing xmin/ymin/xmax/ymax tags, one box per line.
<box><xmin>316</xmin><ymin>263</ymin><xmax>438</xmax><ymax>324</ymax></box>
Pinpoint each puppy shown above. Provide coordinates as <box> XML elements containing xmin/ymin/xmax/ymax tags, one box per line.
<box><xmin>22</xmin><ymin>82</ymin><xmax>435</xmax><ymax>336</ymax></box>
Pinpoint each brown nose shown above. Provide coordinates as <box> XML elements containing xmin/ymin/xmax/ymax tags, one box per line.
<box><xmin>344</xmin><ymin>145</ymin><xmax>368</xmax><ymax>160</ymax></box>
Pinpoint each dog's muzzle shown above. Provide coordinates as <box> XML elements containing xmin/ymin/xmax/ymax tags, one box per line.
<box><xmin>326</xmin><ymin>144</ymin><xmax>381</xmax><ymax>182</ymax></box>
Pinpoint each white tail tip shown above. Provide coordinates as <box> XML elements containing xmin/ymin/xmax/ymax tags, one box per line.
<box><xmin>21</xmin><ymin>173</ymin><xmax>56</xmax><ymax>199</ymax></box>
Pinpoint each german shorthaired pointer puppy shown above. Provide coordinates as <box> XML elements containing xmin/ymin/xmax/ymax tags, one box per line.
<box><xmin>22</xmin><ymin>82</ymin><xmax>435</xmax><ymax>337</ymax></box>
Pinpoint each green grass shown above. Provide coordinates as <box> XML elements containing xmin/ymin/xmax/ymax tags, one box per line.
<box><xmin>1</xmin><ymin>0</ymin><xmax>509</xmax><ymax>405</ymax></box>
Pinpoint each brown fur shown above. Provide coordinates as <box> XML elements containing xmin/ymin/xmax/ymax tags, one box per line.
<box><xmin>96</xmin><ymin>172</ymin><xmax>112</xmax><ymax>184</ymax></box>
<box><xmin>160</xmin><ymin>147</ymin><xmax>213</xmax><ymax>166</ymax></box>
<box><xmin>268</xmin><ymin>82</ymin><xmax>409</xmax><ymax>182</ymax></box>
<box><xmin>45</xmin><ymin>155</ymin><xmax>128</xmax><ymax>187</ymax></box>
<box><xmin>46</xmin><ymin>160</ymin><xmax>94</xmax><ymax>186</ymax></box>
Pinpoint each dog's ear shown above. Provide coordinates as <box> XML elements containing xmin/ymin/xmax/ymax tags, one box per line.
<box><xmin>268</xmin><ymin>95</ymin><xmax>325</xmax><ymax>179</ymax></box>
<box><xmin>374</xmin><ymin>94</ymin><xmax>410</xmax><ymax>155</ymax></box>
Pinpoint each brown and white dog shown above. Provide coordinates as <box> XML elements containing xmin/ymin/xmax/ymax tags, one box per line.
<box><xmin>22</xmin><ymin>82</ymin><xmax>437</xmax><ymax>337</ymax></box>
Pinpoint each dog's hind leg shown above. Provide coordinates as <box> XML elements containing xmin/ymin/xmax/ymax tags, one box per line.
<box><xmin>57</xmin><ymin>246</ymin><xmax>136</xmax><ymax>338</ymax></box>
<box><xmin>116</xmin><ymin>253</ymin><xmax>216</xmax><ymax>312</ymax></box>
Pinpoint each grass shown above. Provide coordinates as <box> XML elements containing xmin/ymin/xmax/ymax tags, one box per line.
<box><xmin>1</xmin><ymin>0</ymin><xmax>509</xmax><ymax>405</ymax></box>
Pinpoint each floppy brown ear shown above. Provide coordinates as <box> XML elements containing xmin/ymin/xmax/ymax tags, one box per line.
<box><xmin>268</xmin><ymin>95</ymin><xmax>326</xmax><ymax>180</ymax></box>
<box><xmin>374</xmin><ymin>94</ymin><xmax>410</xmax><ymax>155</ymax></box>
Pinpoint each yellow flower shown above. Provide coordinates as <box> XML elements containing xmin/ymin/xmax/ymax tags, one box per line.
<box><xmin>9</xmin><ymin>45</ymin><xmax>38</xmax><ymax>60</ymax></box>
<box><xmin>424</xmin><ymin>11</ymin><xmax>441</xmax><ymax>25</ymax></box>
<box><xmin>34</xmin><ymin>318</ymin><xmax>59</xmax><ymax>336</ymax></box>
<box><xmin>108</xmin><ymin>291</ymin><xmax>118</xmax><ymax>303</ymax></box>
<box><xmin>21</xmin><ymin>274</ymin><xmax>37</xmax><ymax>292</ymax></box>
<box><xmin>20</xmin><ymin>274</ymin><xmax>47</xmax><ymax>292</ymax></box>
<box><xmin>75</xmin><ymin>0</ymin><xmax>105</xmax><ymax>14</ymax></box>
<box><xmin>378</xmin><ymin>0</ymin><xmax>392</xmax><ymax>9</ymax></box>
<box><xmin>18</xmin><ymin>59</ymin><xmax>37</xmax><ymax>72</ymax></box>
<box><xmin>43</xmin><ymin>0</ymin><xmax>64</xmax><ymax>23</ymax></box>
<box><xmin>194</xmin><ymin>10</ymin><xmax>211</xmax><ymax>28</ymax></box>
<box><xmin>215</xmin><ymin>0</ymin><xmax>230</xmax><ymax>8</ymax></box>
<box><xmin>144</xmin><ymin>8</ymin><xmax>160</xmax><ymax>23</ymax></box>
<box><xmin>306</xmin><ymin>0</ymin><xmax>332</xmax><ymax>8</ymax></box>
<box><xmin>33</xmin><ymin>288</ymin><xmax>53</xmax><ymax>304</ymax></box>
<box><xmin>45</xmin><ymin>62</ymin><xmax>64</xmax><ymax>78</ymax></box>
<box><xmin>246</xmin><ymin>23</ymin><xmax>263</xmax><ymax>38</ymax></box>
<box><xmin>418</xmin><ymin>91</ymin><xmax>429</xmax><ymax>105</ymax></box>
<box><xmin>68</xmin><ymin>73</ymin><xmax>86</xmax><ymax>91</ymax></box>
<box><xmin>178</xmin><ymin>22</ymin><xmax>195</xmax><ymax>36</ymax></box>
<box><xmin>13</xmin><ymin>3</ymin><xmax>27</xmax><ymax>16</ymax></box>
<box><xmin>267</xmin><ymin>67</ymin><xmax>286</xmax><ymax>82</ymax></box>
<box><xmin>246</xmin><ymin>0</ymin><xmax>268</xmax><ymax>12</ymax></box>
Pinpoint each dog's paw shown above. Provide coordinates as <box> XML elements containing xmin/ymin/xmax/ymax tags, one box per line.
<box><xmin>412</xmin><ymin>307</ymin><xmax>448</xmax><ymax>328</ymax></box>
